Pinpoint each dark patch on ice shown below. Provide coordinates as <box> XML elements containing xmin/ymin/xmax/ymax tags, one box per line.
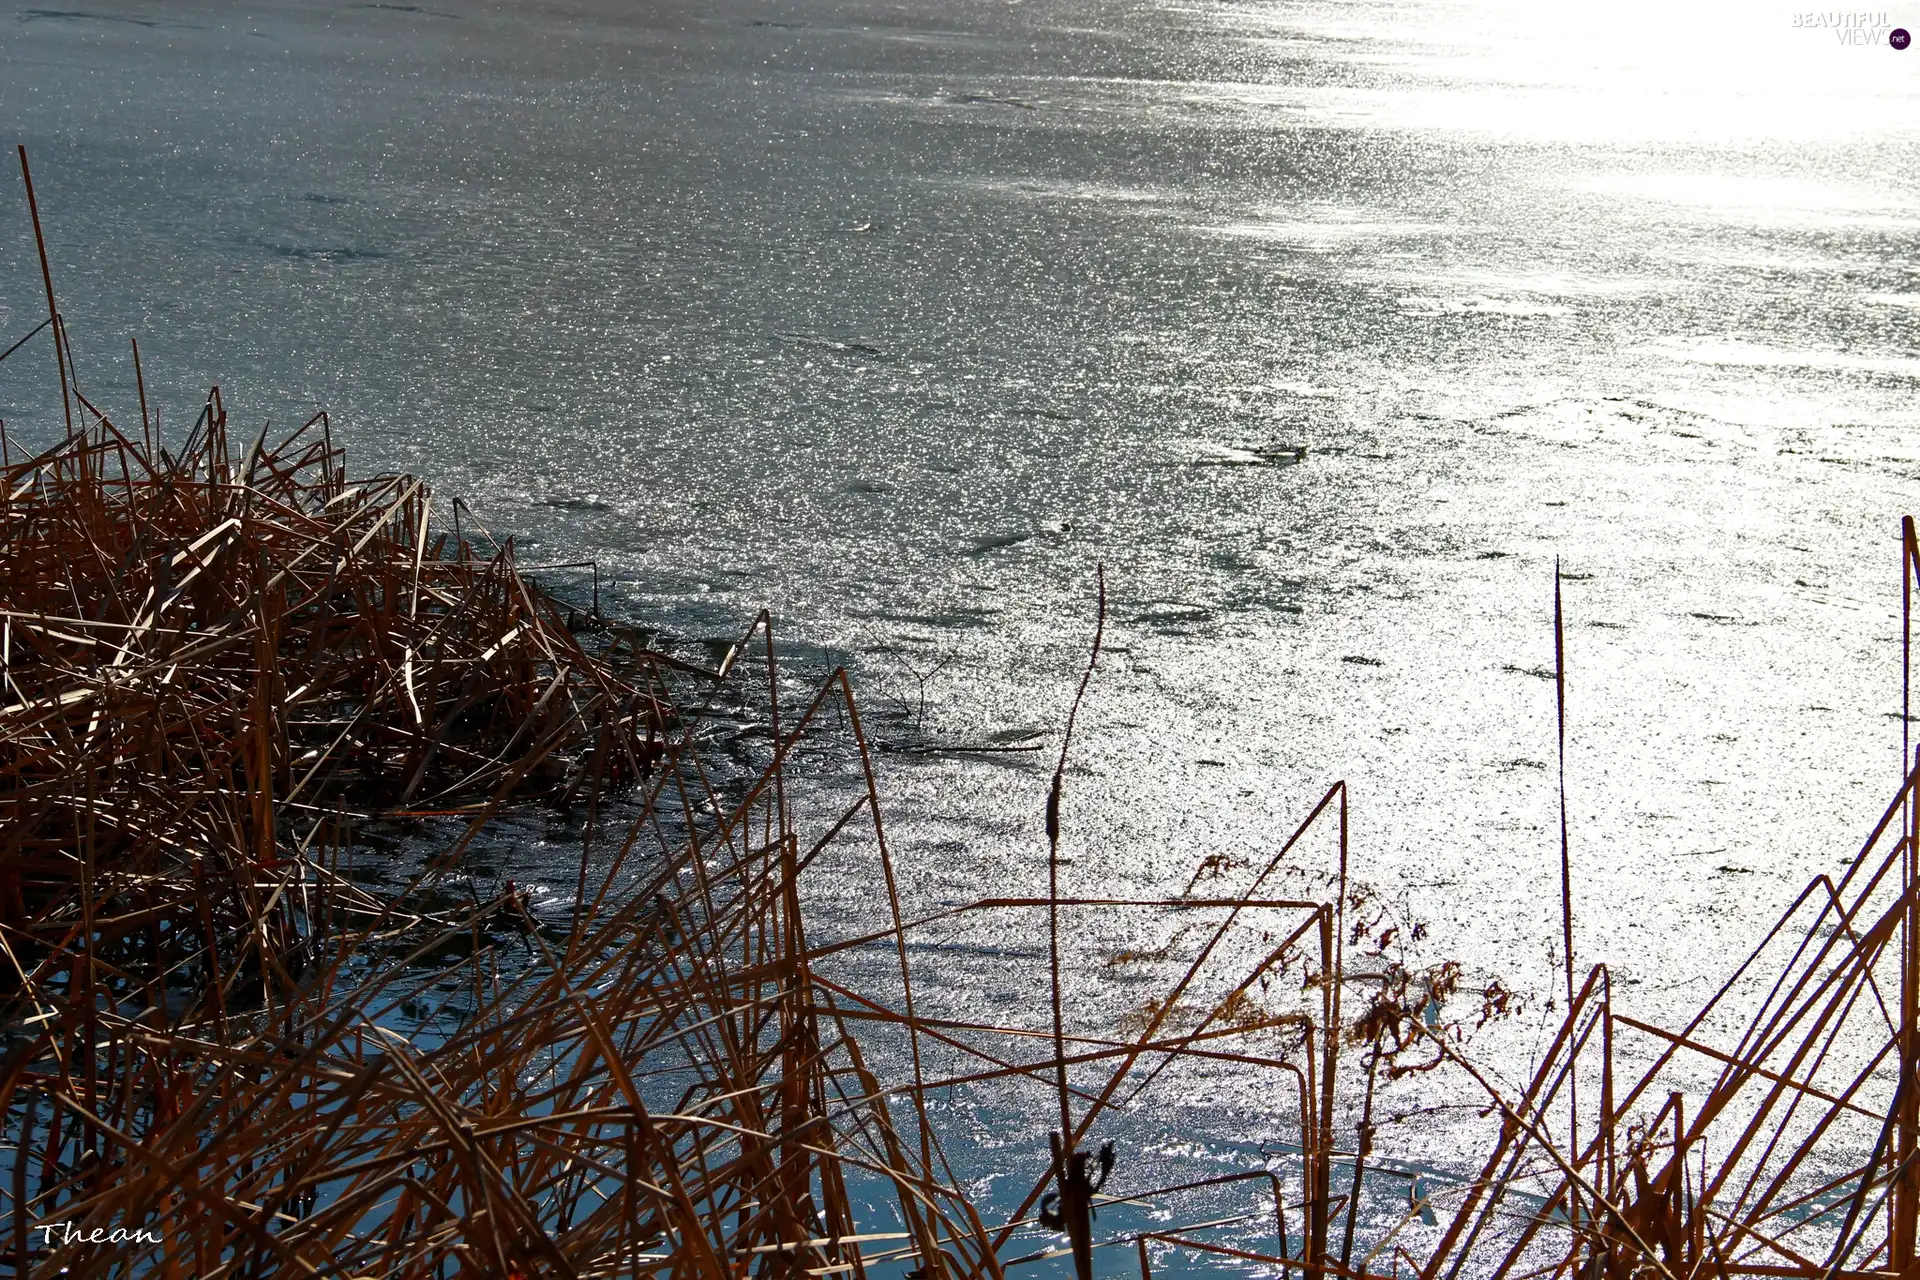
<box><xmin>774</xmin><ymin>331</ymin><xmax>884</xmax><ymax>357</ymax></box>
<box><xmin>242</xmin><ymin>238</ymin><xmax>393</xmax><ymax>262</ymax></box>
<box><xmin>945</xmin><ymin>92</ymin><xmax>1038</xmax><ymax>110</ymax></box>
<box><xmin>1133</xmin><ymin>601</ymin><xmax>1211</xmax><ymax>627</ymax></box>
<box><xmin>1192</xmin><ymin>443</ymin><xmax>1306</xmax><ymax>469</ymax></box>
<box><xmin>355</xmin><ymin>3</ymin><xmax>462</xmax><ymax>17</ymax></box>
<box><xmin>902</xmin><ymin>938</ymin><xmax>1049</xmax><ymax>960</ymax></box>
<box><xmin>1342</xmin><ymin>654</ymin><xmax>1383</xmax><ymax>667</ymax></box>
<box><xmin>21</xmin><ymin>9</ymin><xmax>159</xmax><ymax>27</ymax></box>
<box><xmin>865</xmin><ymin>605</ymin><xmax>1000</xmax><ymax>629</ymax></box>
<box><xmin>966</xmin><ymin>531</ymin><xmax>1032</xmax><ymax>555</ymax></box>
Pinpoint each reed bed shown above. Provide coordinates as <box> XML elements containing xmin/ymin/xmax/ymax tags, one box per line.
<box><xmin>7</xmin><ymin>151</ymin><xmax>1920</xmax><ymax>1280</ymax></box>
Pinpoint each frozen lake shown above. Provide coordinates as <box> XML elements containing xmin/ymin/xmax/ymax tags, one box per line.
<box><xmin>5</xmin><ymin>0</ymin><xmax>1920</xmax><ymax>1268</ymax></box>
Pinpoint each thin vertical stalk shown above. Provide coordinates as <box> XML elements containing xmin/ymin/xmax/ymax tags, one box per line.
<box><xmin>17</xmin><ymin>146</ymin><xmax>72</xmax><ymax>440</ymax></box>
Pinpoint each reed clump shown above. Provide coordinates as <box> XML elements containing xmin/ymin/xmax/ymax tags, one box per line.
<box><xmin>0</xmin><ymin>393</ymin><xmax>1001</xmax><ymax>1277</ymax></box>
<box><xmin>0</xmin><ymin>397</ymin><xmax>658</xmax><ymax>1012</ymax></box>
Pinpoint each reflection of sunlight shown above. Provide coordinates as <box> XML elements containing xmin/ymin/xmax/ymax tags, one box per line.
<box><xmin>1645</xmin><ymin>335</ymin><xmax>1920</xmax><ymax>377</ymax></box>
<box><xmin>1397</xmin><ymin>294</ymin><xmax>1572</xmax><ymax>316</ymax></box>
<box><xmin>1352</xmin><ymin>264</ymin><xmax>1668</xmax><ymax>297</ymax></box>
<box><xmin>1575</xmin><ymin>173</ymin><xmax>1920</xmax><ymax>228</ymax></box>
<box><xmin>1221</xmin><ymin>0</ymin><xmax>1920</xmax><ymax>142</ymax></box>
<box><xmin>1208</xmin><ymin>213</ymin><xmax>1451</xmax><ymax>244</ymax></box>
